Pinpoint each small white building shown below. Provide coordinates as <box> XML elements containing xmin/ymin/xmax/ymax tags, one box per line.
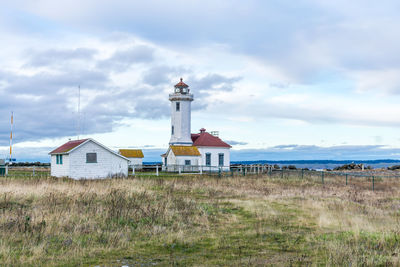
<box><xmin>162</xmin><ymin>79</ymin><xmax>231</xmax><ymax>171</ymax></box>
<box><xmin>118</xmin><ymin>149</ymin><xmax>144</xmax><ymax>168</ymax></box>
<box><xmin>162</xmin><ymin>145</ymin><xmax>201</xmax><ymax>172</ymax></box>
<box><xmin>49</xmin><ymin>138</ymin><xmax>129</xmax><ymax>179</ymax></box>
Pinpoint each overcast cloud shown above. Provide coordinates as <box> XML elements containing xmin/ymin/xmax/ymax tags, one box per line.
<box><xmin>1</xmin><ymin>1</ymin><xmax>400</xmax><ymax>160</ymax></box>
<box><xmin>0</xmin><ymin>41</ymin><xmax>240</xmax><ymax>146</ymax></box>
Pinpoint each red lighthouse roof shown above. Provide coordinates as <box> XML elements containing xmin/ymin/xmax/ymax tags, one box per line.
<box><xmin>191</xmin><ymin>129</ymin><xmax>231</xmax><ymax>148</ymax></box>
<box><xmin>174</xmin><ymin>78</ymin><xmax>189</xmax><ymax>88</ymax></box>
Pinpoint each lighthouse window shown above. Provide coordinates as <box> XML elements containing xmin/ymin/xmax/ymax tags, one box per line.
<box><xmin>176</xmin><ymin>102</ymin><xmax>180</xmax><ymax>111</ymax></box>
<box><xmin>171</xmin><ymin>126</ymin><xmax>174</xmax><ymax>135</ymax></box>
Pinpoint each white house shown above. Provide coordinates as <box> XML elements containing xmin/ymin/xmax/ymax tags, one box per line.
<box><xmin>162</xmin><ymin>79</ymin><xmax>231</xmax><ymax>171</ymax></box>
<box><xmin>49</xmin><ymin>138</ymin><xmax>129</xmax><ymax>179</ymax></box>
<box><xmin>118</xmin><ymin>149</ymin><xmax>144</xmax><ymax>169</ymax></box>
<box><xmin>191</xmin><ymin>128</ymin><xmax>231</xmax><ymax>171</ymax></box>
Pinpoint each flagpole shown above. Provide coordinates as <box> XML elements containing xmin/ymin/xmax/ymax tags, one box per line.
<box><xmin>9</xmin><ymin>111</ymin><xmax>13</xmax><ymax>163</ymax></box>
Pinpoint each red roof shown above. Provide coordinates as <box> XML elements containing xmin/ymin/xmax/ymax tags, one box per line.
<box><xmin>49</xmin><ymin>139</ymin><xmax>88</xmax><ymax>154</ymax></box>
<box><xmin>191</xmin><ymin>130</ymin><xmax>231</xmax><ymax>148</ymax></box>
<box><xmin>174</xmin><ymin>78</ymin><xmax>189</xmax><ymax>88</ymax></box>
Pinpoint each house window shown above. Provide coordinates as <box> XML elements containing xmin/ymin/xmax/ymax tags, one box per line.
<box><xmin>86</xmin><ymin>153</ymin><xmax>97</xmax><ymax>163</ymax></box>
<box><xmin>218</xmin><ymin>153</ymin><xmax>224</xmax><ymax>166</ymax></box>
<box><xmin>185</xmin><ymin>160</ymin><xmax>191</xmax><ymax>166</ymax></box>
<box><xmin>176</xmin><ymin>102</ymin><xmax>180</xmax><ymax>111</ymax></box>
<box><xmin>205</xmin><ymin>153</ymin><xmax>211</xmax><ymax>166</ymax></box>
<box><xmin>171</xmin><ymin>125</ymin><xmax>174</xmax><ymax>135</ymax></box>
<box><xmin>56</xmin><ymin>155</ymin><xmax>63</xmax><ymax>165</ymax></box>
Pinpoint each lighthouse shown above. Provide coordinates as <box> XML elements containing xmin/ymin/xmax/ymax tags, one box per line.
<box><xmin>169</xmin><ymin>78</ymin><xmax>194</xmax><ymax>146</ymax></box>
<box><xmin>162</xmin><ymin>78</ymin><xmax>231</xmax><ymax>171</ymax></box>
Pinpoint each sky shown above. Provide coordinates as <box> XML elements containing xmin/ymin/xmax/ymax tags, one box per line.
<box><xmin>1</xmin><ymin>0</ymin><xmax>400</xmax><ymax>162</ymax></box>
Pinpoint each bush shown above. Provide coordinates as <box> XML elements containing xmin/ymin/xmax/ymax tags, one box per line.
<box><xmin>388</xmin><ymin>165</ymin><xmax>400</xmax><ymax>171</ymax></box>
<box><xmin>334</xmin><ymin>163</ymin><xmax>364</xmax><ymax>171</ymax></box>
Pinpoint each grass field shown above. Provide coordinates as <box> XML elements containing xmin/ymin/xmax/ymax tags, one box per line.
<box><xmin>1</xmin><ymin>173</ymin><xmax>400</xmax><ymax>266</ymax></box>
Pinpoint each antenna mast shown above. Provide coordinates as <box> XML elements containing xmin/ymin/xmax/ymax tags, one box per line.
<box><xmin>9</xmin><ymin>112</ymin><xmax>13</xmax><ymax>164</ymax></box>
<box><xmin>78</xmin><ymin>85</ymin><xmax>80</xmax><ymax>140</ymax></box>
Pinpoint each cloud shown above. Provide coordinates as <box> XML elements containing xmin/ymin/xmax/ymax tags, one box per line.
<box><xmin>190</xmin><ymin>74</ymin><xmax>241</xmax><ymax>94</ymax></box>
<box><xmin>0</xmin><ymin>146</ymin><xmax>53</xmax><ymax>162</ymax></box>
<box><xmin>14</xmin><ymin>0</ymin><xmax>400</xmax><ymax>92</ymax></box>
<box><xmin>3</xmin><ymin>69</ymin><xmax>109</xmax><ymax>94</ymax></box>
<box><xmin>27</xmin><ymin>48</ymin><xmax>97</xmax><ymax>67</ymax></box>
<box><xmin>142</xmin><ymin>65</ymin><xmax>188</xmax><ymax>86</ymax></box>
<box><xmin>2</xmin><ymin>1</ymin><xmax>400</xmax><ymax>154</ymax></box>
<box><xmin>226</xmin><ymin>140</ymin><xmax>248</xmax><ymax>146</ymax></box>
<box><xmin>188</xmin><ymin>74</ymin><xmax>241</xmax><ymax>110</ymax></box>
<box><xmin>97</xmin><ymin>45</ymin><xmax>155</xmax><ymax>72</ymax></box>
<box><xmin>351</xmin><ymin>69</ymin><xmax>400</xmax><ymax>94</ymax></box>
<box><xmin>0</xmin><ymin>35</ymin><xmax>240</xmax><ymax>146</ymax></box>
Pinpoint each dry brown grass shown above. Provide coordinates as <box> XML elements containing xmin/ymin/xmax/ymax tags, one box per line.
<box><xmin>1</xmin><ymin>174</ymin><xmax>400</xmax><ymax>266</ymax></box>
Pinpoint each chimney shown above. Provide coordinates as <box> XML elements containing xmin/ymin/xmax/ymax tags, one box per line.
<box><xmin>199</xmin><ymin>128</ymin><xmax>206</xmax><ymax>133</ymax></box>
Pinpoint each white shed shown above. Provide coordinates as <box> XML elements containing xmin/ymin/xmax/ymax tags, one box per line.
<box><xmin>49</xmin><ymin>138</ymin><xmax>129</xmax><ymax>179</ymax></box>
<box><xmin>118</xmin><ymin>149</ymin><xmax>144</xmax><ymax>168</ymax></box>
<box><xmin>162</xmin><ymin>145</ymin><xmax>201</xmax><ymax>172</ymax></box>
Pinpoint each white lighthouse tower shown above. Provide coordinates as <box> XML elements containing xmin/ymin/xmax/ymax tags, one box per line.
<box><xmin>169</xmin><ymin>78</ymin><xmax>194</xmax><ymax>146</ymax></box>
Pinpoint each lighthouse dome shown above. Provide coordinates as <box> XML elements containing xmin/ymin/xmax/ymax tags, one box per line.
<box><xmin>174</xmin><ymin>78</ymin><xmax>190</xmax><ymax>94</ymax></box>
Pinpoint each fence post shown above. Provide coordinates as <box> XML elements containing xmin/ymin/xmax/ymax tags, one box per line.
<box><xmin>218</xmin><ymin>167</ymin><xmax>221</xmax><ymax>178</ymax></box>
<box><xmin>301</xmin><ymin>169</ymin><xmax>304</xmax><ymax>179</ymax></box>
<box><xmin>33</xmin><ymin>167</ymin><xmax>35</xmax><ymax>177</ymax></box>
<box><xmin>281</xmin><ymin>169</ymin><xmax>284</xmax><ymax>179</ymax></box>
<box><xmin>231</xmin><ymin>169</ymin><xmax>233</xmax><ymax>177</ymax></box>
<box><xmin>179</xmin><ymin>166</ymin><xmax>181</xmax><ymax>175</ymax></box>
<box><xmin>372</xmin><ymin>176</ymin><xmax>375</xmax><ymax>191</ymax></box>
<box><xmin>156</xmin><ymin>165</ymin><xmax>159</xmax><ymax>176</ymax></box>
<box><xmin>321</xmin><ymin>171</ymin><xmax>324</xmax><ymax>184</ymax></box>
<box><xmin>5</xmin><ymin>165</ymin><xmax>8</xmax><ymax>176</ymax></box>
<box><xmin>200</xmin><ymin>167</ymin><xmax>203</xmax><ymax>175</ymax></box>
<box><xmin>132</xmin><ymin>166</ymin><xmax>135</xmax><ymax>176</ymax></box>
<box><xmin>243</xmin><ymin>167</ymin><xmax>246</xmax><ymax>176</ymax></box>
<box><xmin>346</xmin><ymin>174</ymin><xmax>348</xmax><ymax>185</ymax></box>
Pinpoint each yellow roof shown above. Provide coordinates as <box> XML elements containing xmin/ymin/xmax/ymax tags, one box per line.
<box><xmin>170</xmin><ymin>146</ymin><xmax>201</xmax><ymax>156</ymax></box>
<box><xmin>118</xmin><ymin>149</ymin><xmax>144</xmax><ymax>158</ymax></box>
